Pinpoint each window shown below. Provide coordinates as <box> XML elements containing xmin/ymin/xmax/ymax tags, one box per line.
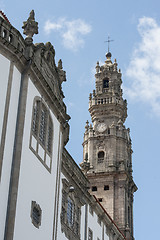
<box><xmin>61</xmin><ymin>179</ymin><xmax>81</xmax><ymax>239</ymax></box>
<box><xmin>104</xmin><ymin>185</ymin><xmax>109</xmax><ymax>190</ymax></box>
<box><xmin>30</xmin><ymin>97</ymin><xmax>53</xmax><ymax>172</ymax></box>
<box><xmin>98</xmin><ymin>151</ymin><xmax>104</xmax><ymax>163</ymax></box>
<box><xmin>98</xmin><ymin>198</ymin><xmax>103</xmax><ymax>202</ymax></box>
<box><xmin>88</xmin><ymin>228</ymin><xmax>93</xmax><ymax>240</ymax></box>
<box><xmin>67</xmin><ymin>197</ymin><xmax>74</xmax><ymax>227</ymax></box>
<box><xmin>103</xmin><ymin>78</ymin><xmax>109</xmax><ymax>88</ymax></box>
<box><xmin>31</xmin><ymin>201</ymin><xmax>42</xmax><ymax>228</ymax></box>
<box><xmin>92</xmin><ymin>186</ymin><xmax>97</xmax><ymax>191</ymax></box>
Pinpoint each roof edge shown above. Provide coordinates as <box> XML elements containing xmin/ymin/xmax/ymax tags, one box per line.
<box><xmin>0</xmin><ymin>11</ymin><xmax>10</xmax><ymax>24</ymax></box>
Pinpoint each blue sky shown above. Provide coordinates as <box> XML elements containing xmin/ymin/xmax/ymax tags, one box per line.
<box><xmin>1</xmin><ymin>0</ymin><xmax>160</xmax><ymax>239</ymax></box>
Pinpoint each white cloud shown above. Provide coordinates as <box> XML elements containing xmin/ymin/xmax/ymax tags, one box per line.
<box><xmin>125</xmin><ymin>17</ymin><xmax>160</xmax><ymax>116</ymax></box>
<box><xmin>44</xmin><ymin>20</ymin><xmax>63</xmax><ymax>33</ymax></box>
<box><xmin>44</xmin><ymin>18</ymin><xmax>92</xmax><ymax>51</ymax></box>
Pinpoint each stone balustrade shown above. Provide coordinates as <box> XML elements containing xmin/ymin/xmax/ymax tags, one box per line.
<box><xmin>89</xmin><ymin>96</ymin><xmax>123</xmax><ymax>108</ymax></box>
<box><xmin>0</xmin><ymin>17</ymin><xmax>26</xmax><ymax>58</ymax></box>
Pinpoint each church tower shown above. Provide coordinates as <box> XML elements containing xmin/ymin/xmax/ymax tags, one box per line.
<box><xmin>80</xmin><ymin>52</ymin><xmax>137</xmax><ymax>240</ymax></box>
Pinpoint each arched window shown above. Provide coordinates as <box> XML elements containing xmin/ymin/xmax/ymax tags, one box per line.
<box><xmin>61</xmin><ymin>179</ymin><xmax>81</xmax><ymax>237</ymax></box>
<box><xmin>67</xmin><ymin>197</ymin><xmax>74</xmax><ymax>227</ymax></box>
<box><xmin>103</xmin><ymin>78</ymin><xmax>109</xmax><ymax>88</ymax></box>
<box><xmin>84</xmin><ymin>153</ymin><xmax>88</xmax><ymax>161</ymax></box>
<box><xmin>98</xmin><ymin>151</ymin><xmax>104</xmax><ymax>163</ymax></box>
<box><xmin>30</xmin><ymin>97</ymin><xmax>53</xmax><ymax>172</ymax></box>
<box><xmin>47</xmin><ymin>116</ymin><xmax>53</xmax><ymax>153</ymax></box>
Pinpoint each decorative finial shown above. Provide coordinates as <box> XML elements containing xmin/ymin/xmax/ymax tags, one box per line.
<box><xmin>113</xmin><ymin>58</ymin><xmax>118</xmax><ymax>71</ymax></box>
<box><xmin>96</xmin><ymin>61</ymin><xmax>100</xmax><ymax>73</ymax></box>
<box><xmin>22</xmin><ymin>10</ymin><xmax>38</xmax><ymax>43</ymax></box>
<box><xmin>58</xmin><ymin>59</ymin><xmax>63</xmax><ymax>69</ymax></box>
<box><xmin>85</xmin><ymin>120</ymin><xmax>89</xmax><ymax>131</ymax></box>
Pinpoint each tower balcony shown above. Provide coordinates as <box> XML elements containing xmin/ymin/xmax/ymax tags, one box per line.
<box><xmin>89</xmin><ymin>96</ymin><xmax>124</xmax><ymax>108</ymax></box>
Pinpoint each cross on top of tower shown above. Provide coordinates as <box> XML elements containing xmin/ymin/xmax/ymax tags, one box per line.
<box><xmin>105</xmin><ymin>35</ymin><xmax>114</xmax><ymax>52</ymax></box>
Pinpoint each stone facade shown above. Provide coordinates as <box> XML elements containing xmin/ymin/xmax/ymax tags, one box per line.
<box><xmin>80</xmin><ymin>53</ymin><xmax>137</xmax><ymax>240</ymax></box>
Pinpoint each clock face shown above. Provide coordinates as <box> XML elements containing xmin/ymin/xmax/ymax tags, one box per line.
<box><xmin>96</xmin><ymin>123</ymin><xmax>107</xmax><ymax>133</ymax></box>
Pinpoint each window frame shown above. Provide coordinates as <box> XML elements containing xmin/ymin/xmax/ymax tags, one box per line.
<box><xmin>67</xmin><ymin>196</ymin><xmax>75</xmax><ymax>227</ymax></box>
<box><xmin>88</xmin><ymin>228</ymin><xmax>93</xmax><ymax>240</ymax></box>
<box><xmin>103</xmin><ymin>78</ymin><xmax>109</xmax><ymax>89</ymax></box>
<box><xmin>30</xmin><ymin>97</ymin><xmax>53</xmax><ymax>172</ymax></box>
<box><xmin>61</xmin><ymin>179</ymin><xmax>81</xmax><ymax>240</ymax></box>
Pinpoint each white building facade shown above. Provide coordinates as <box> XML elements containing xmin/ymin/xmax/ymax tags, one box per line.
<box><xmin>0</xmin><ymin>10</ymin><xmax>132</xmax><ymax>240</ymax></box>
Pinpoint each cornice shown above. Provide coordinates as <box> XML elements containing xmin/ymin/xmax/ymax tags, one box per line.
<box><xmin>0</xmin><ymin>15</ymin><xmax>70</xmax><ymax>129</ymax></box>
<box><xmin>62</xmin><ymin>148</ymin><xmax>89</xmax><ymax>199</ymax></box>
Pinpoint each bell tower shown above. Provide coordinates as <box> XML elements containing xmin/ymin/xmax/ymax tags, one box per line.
<box><xmin>80</xmin><ymin>52</ymin><xmax>137</xmax><ymax>240</ymax></box>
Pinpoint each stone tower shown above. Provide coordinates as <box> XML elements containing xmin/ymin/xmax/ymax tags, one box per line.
<box><xmin>80</xmin><ymin>52</ymin><xmax>137</xmax><ymax>240</ymax></box>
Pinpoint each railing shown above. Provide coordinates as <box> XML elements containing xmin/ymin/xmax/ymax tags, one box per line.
<box><xmin>0</xmin><ymin>17</ymin><xmax>26</xmax><ymax>57</ymax></box>
<box><xmin>89</xmin><ymin>97</ymin><xmax>123</xmax><ymax>107</ymax></box>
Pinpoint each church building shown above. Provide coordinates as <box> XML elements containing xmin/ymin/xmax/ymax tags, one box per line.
<box><xmin>0</xmin><ymin>10</ymin><xmax>137</xmax><ymax>240</ymax></box>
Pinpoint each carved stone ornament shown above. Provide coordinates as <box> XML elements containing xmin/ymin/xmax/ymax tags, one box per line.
<box><xmin>22</xmin><ymin>10</ymin><xmax>38</xmax><ymax>42</ymax></box>
<box><xmin>30</xmin><ymin>201</ymin><xmax>42</xmax><ymax>228</ymax></box>
<box><xmin>57</xmin><ymin>59</ymin><xmax>66</xmax><ymax>84</ymax></box>
<box><xmin>79</xmin><ymin>160</ymin><xmax>90</xmax><ymax>175</ymax></box>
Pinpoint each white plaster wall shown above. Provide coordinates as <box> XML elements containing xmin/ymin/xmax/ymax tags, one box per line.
<box><xmin>0</xmin><ymin>54</ymin><xmax>10</xmax><ymax>141</ymax></box>
<box><xmin>87</xmin><ymin>207</ymin><xmax>103</xmax><ymax>240</ymax></box>
<box><xmin>80</xmin><ymin>205</ymin><xmax>86</xmax><ymax>240</ymax></box>
<box><xmin>0</xmin><ymin>65</ymin><xmax>21</xmax><ymax>239</ymax></box>
<box><xmin>13</xmin><ymin>78</ymin><xmax>62</xmax><ymax>240</ymax></box>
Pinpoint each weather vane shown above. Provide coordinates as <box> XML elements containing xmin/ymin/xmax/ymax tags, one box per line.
<box><xmin>105</xmin><ymin>35</ymin><xmax>114</xmax><ymax>52</ymax></box>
